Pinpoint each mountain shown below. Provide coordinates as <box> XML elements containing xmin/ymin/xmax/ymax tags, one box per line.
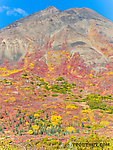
<box><xmin>0</xmin><ymin>6</ymin><xmax>113</xmax><ymax>72</ymax></box>
<box><xmin>1</xmin><ymin>7</ymin><xmax>113</xmax><ymax>148</ymax></box>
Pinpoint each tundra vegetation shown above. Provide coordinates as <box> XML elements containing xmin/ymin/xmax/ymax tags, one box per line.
<box><xmin>0</xmin><ymin>46</ymin><xmax>113</xmax><ymax>149</ymax></box>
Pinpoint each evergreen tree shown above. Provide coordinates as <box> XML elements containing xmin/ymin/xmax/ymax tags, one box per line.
<box><xmin>82</xmin><ymin>122</ymin><xmax>84</xmax><ymax>128</ymax></box>
<box><xmin>4</xmin><ymin>109</ymin><xmax>7</xmax><ymax>115</ymax></box>
<box><xmin>12</xmin><ymin>128</ymin><xmax>15</xmax><ymax>132</ymax></box>
<box><xmin>16</xmin><ymin>128</ymin><xmax>18</xmax><ymax>134</ymax></box>
<box><xmin>0</xmin><ymin>126</ymin><xmax>2</xmax><ymax>131</ymax></box>
<box><xmin>46</xmin><ymin>113</ymin><xmax>48</xmax><ymax>119</ymax></box>
<box><xmin>0</xmin><ymin>114</ymin><xmax>3</xmax><ymax>119</ymax></box>
<box><xmin>76</xmin><ymin>128</ymin><xmax>79</xmax><ymax>133</ymax></box>
<box><xmin>71</xmin><ymin>122</ymin><xmax>73</xmax><ymax>127</ymax></box>
<box><xmin>19</xmin><ymin>130</ymin><xmax>22</xmax><ymax>136</ymax></box>
<box><xmin>9</xmin><ymin>117</ymin><xmax>11</xmax><ymax>122</ymax></box>
<box><xmin>2</xmin><ymin>124</ymin><xmax>6</xmax><ymax>129</ymax></box>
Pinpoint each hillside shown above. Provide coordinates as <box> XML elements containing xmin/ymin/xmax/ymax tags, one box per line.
<box><xmin>0</xmin><ymin>7</ymin><xmax>113</xmax><ymax>149</ymax></box>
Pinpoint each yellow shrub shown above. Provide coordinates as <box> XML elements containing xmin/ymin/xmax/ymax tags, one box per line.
<box><xmin>32</xmin><ymin>125</ymin><xmax>39</xmax><ymax>130</ymax></box>
<box><xmin>52</xmin><ymin>122</ymin><xmax>58</xmax><ymax>126</ymax></box>
<box><xmin>100</xmin><ymin>121</ymin><xmax>110</xmax><ymax>127</ymax></box>
<box><xmin>73</xmin><ymin>116</ymin><xmax>79</xmax><ymax>119</ymax></box>
<box><xmin>51</xmin><ymin>115</ymin><xmax>62</xmax><ymax>121</ymax></box>
<box><xmin>82</xmin><ymin>110</ymin><xmax>90</xmax><ymax>114</ymax></box>
<box><xmin>34</xmin><ymin>113</ymin><xmax>40</xmax><ymax>118</ymax></box>
<box><xmin>51</xmin><ymin>115</ymin><xmax>62</xmax><ymax>126</ymax></box>
<box><xmin>66</xmin><ymin>127</ymin><xmax>75</xmax><ymax>133</ymax></box>
<box><xmin>26</xmin><ymin>122</ymin><xmax>29</xmax><ymax>126</ymax></box>
<box><xmin>81</xmin><ymin>117</ymin><xmax>87</xmax><ymax>122</ymax></box>
<box><xmin>4</xmin><ymin>100</ymin><xmax>8</xmax><ymax>102</ymax></box>
<box><xmin>29</xmin><ymin>63</ymin><xmax>34</xmax><ymax>69</ymax></box>
<box><xmin>66</xmin><ymin>111</ymin><xmax>71</xmax><ymax>114</ymax></box>
<box><xmin>48</xmin><ymin>85</ymin><xmax>51</xmax><ymax>88</ymax></box>
<box><xmin>28</xmin><ymin>130</ymin><xmax>33</xmax><ymax>135</ymax></box>
<box><xmin>51</xmin><ymin>111</ymin><xmax>58</xmax><ymax>115</ymax></box>
<box><xmin>66</xmin><ymin>104</ymin><xmax>77</xmax><ymax>110</ymax></box>
<box><xmin>73</xmin><ymin>116</ymin><xmax>79</xmax><ymax>120</ymax></box>
<box><xmin>9</xmin><ymin>97</ymin><xmax>16</xmax><ymax>102</ymax></box>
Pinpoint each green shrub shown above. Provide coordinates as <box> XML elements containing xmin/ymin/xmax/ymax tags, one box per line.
<box><xmin>56</xmin><ymin>77</ymin><xmax>64</xmax><ymax>81</ymax></box>
<box><xmin>51</xmin><ymin>94</ymin><xmax>58</xmax><ymax>97</ymax></box>
<box><xmin>22</xmin><ymin>73</ymin><xmax>27</xmax><ymax>76</ymax></box>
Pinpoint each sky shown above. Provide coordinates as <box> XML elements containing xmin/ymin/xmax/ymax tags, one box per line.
<box><xmin>0</xmin><ymin>0</ymin><xmax>113</xmax><ymax>29</ymax></box>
